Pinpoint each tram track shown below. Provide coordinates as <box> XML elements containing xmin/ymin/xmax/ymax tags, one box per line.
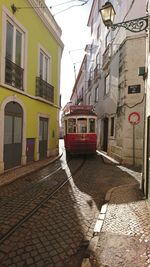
<box><xmin>0</xmin><ymin>157</ymin><xmax>86</xmax><ymax>244</ymax></box>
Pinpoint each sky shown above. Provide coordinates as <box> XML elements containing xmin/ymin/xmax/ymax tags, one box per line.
<box><xmin>45</xmin><ymin>0</ymin><xmax>93</xmax><ymax>108</ymax></box>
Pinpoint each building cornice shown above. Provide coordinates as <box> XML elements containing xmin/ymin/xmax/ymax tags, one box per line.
<box><xmin>27</xmin><ymin>0</ymin><xmax>64</xmax><ymax>49</ymax></box>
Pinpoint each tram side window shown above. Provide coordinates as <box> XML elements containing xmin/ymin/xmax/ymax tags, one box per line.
<box><xmin>68</xmin><ymin>119</ymin><xmax>76</xmax><ymax>133</ymax></box>
<box><xmin>77</xmin><ymin>118</ymin><xmax>87</xmax><ymax>133</ymax></box>
<box><xmin>89</xmin><ymin>118</ymin><xmax>95</xmax><ymax>133</ymax></box>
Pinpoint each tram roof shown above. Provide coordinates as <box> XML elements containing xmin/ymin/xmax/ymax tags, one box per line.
<box><xmin>64</xmin><ymin>105</ymin><xmax>97</xmax><ymax>116</ymax></box>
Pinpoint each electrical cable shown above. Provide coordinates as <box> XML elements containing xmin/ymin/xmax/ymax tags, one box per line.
<box><xmin>53</xmin><ymin>1</ymin><xmax>89</xmax><ymax>16</ymax></box>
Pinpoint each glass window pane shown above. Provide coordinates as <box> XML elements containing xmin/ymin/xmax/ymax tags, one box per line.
<box><xmin>6</xmin><ymin>21</ymin><xmax>13</xmax><ymax>60</ymax></box>
<box><xmin>89</xmin><ymin>119</ymin><xmax>95</xmax><ymax>133</ymax></box>
<box><xmin>15</xmin><ymin>30</ymin><xmax>22</xmax><ymax>66</ymax></box>
<box><xmin>4</xmin><ymin>115</ymin><xmax>13</xmax><ymax>144</ymax></box>
<box><xmin>14</xmin><ymin>117</ymin><xmax>22</xmax><ymax>143</ymax></box>
<box><xmin>68</xmin><ymin>119</ymin><xmax>76</xmax><ymax>133</ymax></box>
<box><xmin>40</xmin><ymin>52</ymin><xmax>43</xmax><ymax>79</ymax></box>
<box><xmin>105</xmin><ymin>74</ymin><xmax>110</xmax><ymax>95</ymax></box>
<box><xmin>44</xmin><ymin>56</ymin><xmax>48</xmax><ymax>82</ymax></box>
<box><xmin>77</xmin><ymin>118</ymin><xmax>87</xmax><ymax>133</ymax></box>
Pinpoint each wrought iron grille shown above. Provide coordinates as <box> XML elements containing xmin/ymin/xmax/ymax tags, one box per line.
<box><xmin>5</xmin><ymin>58</ymin><xmax>24</xmax><ymax>90</ymax></box>
<box><xmin>36</xmin><ymin>77</ymin><xmax>54</xmax><ymax>103</ymax></box>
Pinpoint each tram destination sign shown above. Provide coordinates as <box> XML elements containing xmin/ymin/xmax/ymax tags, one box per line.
<box><xmin>70</xmin><ymin>105</ymin><xmax>93</xmax><ymax>112</ymax></box>
<box><xmin>128</xmin><ymin>84</ymin><xmax>141</xmax><ymax>94</ymax></box>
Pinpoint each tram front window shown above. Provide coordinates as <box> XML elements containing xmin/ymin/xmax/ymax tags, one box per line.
<box><xmin>89</xmin><ymin>118</ymin><xmax>95</xmax><ymax>133</ymax></box>
<box><xmin>77</xmin><ymin>118</ymin><xmax>87</xmax><ymax>133</ymax></box>
<box><xmin>68</xmin><ymin>118</ymin><xmax>76</xmax><ymax>133</ymax></box>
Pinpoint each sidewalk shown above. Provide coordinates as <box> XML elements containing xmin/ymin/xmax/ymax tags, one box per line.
<box><xmin>82</xmin><ymin>152</ymin><xmax>150</xmax><ymax>267</ymax></box>
<box><xmin>0</xmin><ymin>152</ymin><xmax>62</xmax><ymax>187</ymax></box>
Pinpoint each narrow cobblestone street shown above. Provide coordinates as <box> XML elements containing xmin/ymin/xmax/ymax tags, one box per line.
<box><xmin>0</xmin><ymin>142</ymin><xmax>147</xmax><ymax>267</ymax></box>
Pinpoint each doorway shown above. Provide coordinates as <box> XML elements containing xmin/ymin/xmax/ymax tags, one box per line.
<box><xmin>4</xmin><ymin>102</ymin><xmax>23</xmax><ymax>169</ymax></box>
<box><xmin>103</xmin><ymin>118</ymin><xmax>108</xmax><ymax>152</ymax></box>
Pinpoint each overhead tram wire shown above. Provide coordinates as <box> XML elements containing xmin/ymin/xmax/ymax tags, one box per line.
<box><xmin>50</xmin><ymin>0</ymin><xmax>89</xmax><ymax>16</ymax></box>
<box><xmin>11</xmin><ymin>0</ymin><xmax>89</xmax><ymax>15</ymax></box>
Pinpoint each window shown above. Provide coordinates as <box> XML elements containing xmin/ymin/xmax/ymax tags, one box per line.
<box><xmin>89</xmin><ymin>118</ymin><xmax>95</xmax><ymax>133</ymax></box>
<box><xmin>104</xmin><ymin>74</ymin><xmax>110</xmax><ymax>95</ymax></box>
<box><xmin>90</xmin><ymin>66</ymin><xmax>93</xmax><ymax>79</ymax></box>
<box><xmin>6</xmin><ymin>20</ymin><xmax>23</xmax><ymax>67</ymax></box>
<box><xmin>36</xmin><ymin>47</ymin><xmax>53</xmax><ymax>102</ymax></box>
<box><xmin>96</xmin><ymin>53</ymin><xmax>100</xmax><ymax>66</ymax></box>
<box><xmin>77</xmin><ymin>118</ymin><xmax>87</xmax><ymax>133</ymax></box>
<box><xmin>5</xmin><ymin>19</ymin><xmax>24</xmax><ymax>89</ymax></box>
<box><xmin>91</xmin><ymin>19</ymin><xmax>94</xmax><ymax>34</ymax></box>
<box><xmin>95</xmin><ymin>87</ymin><xmax>99</xmax><ymax>102</ymax></box>
<box><xmin>39</xmin><ymin>50</ymin><xmax>50</xmax><ymax>82</ymax></box>
<box><xmin>97</xmin><ymin>25</ymin><xmax>100</xmax><ymax>40</ymax></box>
<box><xmin>88</xmin><ymin>95</ymin><xmax>91</xmax><ymax>105</ymax></box>
<box><xmin>110</xmin><ymin>117</ymin><xmax>115</xmax><ymax>136</ymax></box>
<box><xmin>68</xmin><ymin>119</ymin><xmax>76</xmax><ymax>133</ymax></box>
<box><xmin>6</xmin><ymin>21</ymin><xmax>13</xmax><ymax>61</ymax></box>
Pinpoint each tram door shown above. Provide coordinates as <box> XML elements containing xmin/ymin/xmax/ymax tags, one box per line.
<box><xmin>4</xmin><ymin>102</ymin><xmax>23</xmax><ymax>169</ymax></box>
<box><xmin>39</xmin><ymin>117</ymin><xmax>48</xmax><ymax>159</ymax></box>
<box><xmin>103</xmin><ymin>118</ymin><xmax>108</xmax><ymax>152</ymax></box>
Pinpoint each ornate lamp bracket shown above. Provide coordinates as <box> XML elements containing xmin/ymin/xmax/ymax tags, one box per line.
<box><xmin>111</xmin><ymin>16</ymin><xmax>148</xmax><ymax>32</ymax></box>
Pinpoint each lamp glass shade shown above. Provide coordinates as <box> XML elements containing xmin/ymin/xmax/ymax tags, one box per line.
<box><xmin>100</xmin><ymin>2</ymin><xmax>116</xmax><ymax>27</ymax></box>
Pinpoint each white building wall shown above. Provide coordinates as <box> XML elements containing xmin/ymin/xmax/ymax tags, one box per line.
<box><xmin>86</xmin><ymin>0</ymin><xmax>147</xmax><ymax>167</ymax></box>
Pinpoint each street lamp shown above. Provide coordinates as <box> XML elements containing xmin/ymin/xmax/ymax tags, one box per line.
<box><xmin>99</xmin><ymin>1</ymin><xmax>148</xmax><ymax>32</ymax></box>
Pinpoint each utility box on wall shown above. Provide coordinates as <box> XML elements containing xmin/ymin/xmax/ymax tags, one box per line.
<box><xmin>26</xmin><ymin>138</ymin><xmax>35</xmax><ymax>162</ymax></box>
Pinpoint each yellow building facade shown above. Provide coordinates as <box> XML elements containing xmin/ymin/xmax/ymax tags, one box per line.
<box><xmin>0</xmin><ymin>0</ymin><xmax>63</xmax><ymax>172</ymax></box>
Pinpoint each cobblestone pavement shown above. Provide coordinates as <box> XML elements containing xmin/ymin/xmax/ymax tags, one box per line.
<box><xmin>88</xmin><ymin>160</ymin><xmax>150</xmax><ymax>267</ymax></box>
<box><xmin>0</xmin><ymin>143</ymin><xmax>150</xmax><ymax>267</ymax></box>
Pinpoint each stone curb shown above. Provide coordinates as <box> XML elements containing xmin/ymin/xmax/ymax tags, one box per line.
<box><xmin>81</xmin><ymin>187</ymin><xmax>113</xmax><ymax>267</ymax></box>
<box><xmin>96</xmin><ymin>150</ymin><xmax>119</xmax><ymax>165</ymax></box>
<box><xmin>0</xmin><ymin>152</ymin><xmax>63</xmax><ymax>187</ymax></box>
<box><xmin>81</xmin><ymin>182</ymin><xmax>139</xmax><ymax>267</ymax></box>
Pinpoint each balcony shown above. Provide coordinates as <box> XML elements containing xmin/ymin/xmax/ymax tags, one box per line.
<box><xmin>5</xmin><ymin>58</ymin><xmax>24</xmax><ymax>90</ymax></box>
<box><xmin>94</xmin><ymin>64</ymin><xmax>101</xmax><ymax>81</ymax></box>
<box><xmin>102</xmin><ymin>44</ymin><xmax>111</xmax><ymax>69</ymax></box>
<box><xmin>36</xmin><ymin>77</ymin><xmax>54</xmax><ymax>103</ymax></box>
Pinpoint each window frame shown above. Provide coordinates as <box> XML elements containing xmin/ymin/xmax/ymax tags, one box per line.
<box><xmin>1</xmin><ymin>6</ymin><xmax>27</xmax><ymax>90</ymax></box>
<box><xmin>5</xmin><ymin>19</ymin><xmax>24</xmax><ymax>68</ymax></box>
<box><xmin>95</xmin><ymin>87</ymin><xmax>99</xmax><ymax>103</ymax></box>
<box><xmin>88</xmin><ymin>94</ymin><xmax>91</xmax><ymax>105</ymax></box>
<box><xmin>97</xmin><ymin>24</ymin><xmax>100</xmax><ymax>40</ymax></box>
<box><xmin>38</xmin><ymin>45</ymin><xmax>51</xmax><ymax>83</ymax></box>
<box><xmin>104</xmin><ymin>73</ymin><xmax>110</xmax><ymax>96</ymax></box>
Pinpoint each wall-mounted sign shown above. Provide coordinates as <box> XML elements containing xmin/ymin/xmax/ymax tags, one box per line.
<box><xmin>128</xmin><ymin>84</ymin><xmax>141</xmax><ymax>94</ymax></box>
<box><xmin>128</xmin><ymin>112</ymin><xmax>140</xmax><ymax>125</ymax></box>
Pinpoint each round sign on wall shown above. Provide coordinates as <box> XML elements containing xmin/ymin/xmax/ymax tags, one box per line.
<box><xmin>128</xmin><ymin>112</ymin><xmax>140</xmax><ymax>125</ymax></box>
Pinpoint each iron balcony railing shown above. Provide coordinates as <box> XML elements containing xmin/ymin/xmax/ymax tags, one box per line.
<box><xmin>36</xmin><ymin>77</ymin><xmax>54</xmax><ymax>103</ymax></box>
<box><xmin>5</xmin><ymin>58</ymin><xmax>24</xmax><ymax>90</ymax></box>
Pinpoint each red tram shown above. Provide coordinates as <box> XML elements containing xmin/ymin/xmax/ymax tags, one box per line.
<box><xmin>63</xmin><ymin>105</ymin><xmax>97</xmax><ymax>155</ymax></box>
